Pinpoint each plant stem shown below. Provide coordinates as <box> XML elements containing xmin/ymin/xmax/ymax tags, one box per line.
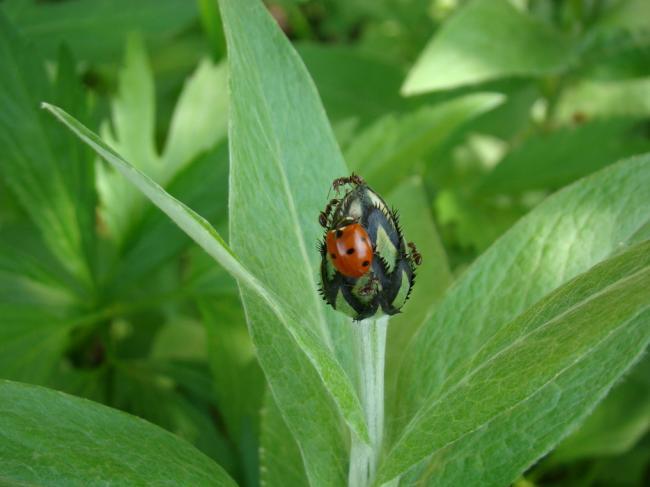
<box><xmin>348</xmin><ymin>315</ymin><xmax>389</xmax><ymax>487</ymax></box>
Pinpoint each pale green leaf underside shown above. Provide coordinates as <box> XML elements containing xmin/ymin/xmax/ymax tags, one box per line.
<box><xmin>0</xmin><ymin>380</ymin><xmax>236</xmax><ymax>485</ymax></box>
<box><xmin>384</xmin><ymin>154</ymin><xmax>650</xmax><ymax>483</ymax></box>
<box><xmin>42</xmin><ymin>103</ymin><xmax>369</xmax><ymax>450</ymax></box>
<box><xmin>378</xmin><ymin>240</ymin><xmax>650</xmax><ymax>483</ymax></box>
<box><xmin>398</xmin><ymin>156</ymin><xmax>650</xmax><ymax>430</ymax></box>
<box><xmin>218</xmin><ymin>0</ymin><xmax>374</xmax><ymax>483</ymax></box>
<box><xmin>551</xmin><ymin>355</ymin><xmax>650</xmax><ymax>463</ymax></box>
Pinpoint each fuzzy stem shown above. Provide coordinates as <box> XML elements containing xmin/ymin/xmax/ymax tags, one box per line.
<box><xmin>348</xmin><ymin>315</ymin><xmax>389</xmax><ymax>487</ymax></box>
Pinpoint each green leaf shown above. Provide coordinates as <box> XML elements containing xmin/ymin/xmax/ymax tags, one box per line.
<box><xmin>378</xmin><ymin>240</ymin><xmax>650</xmax><ymax>484</ymax></box>
<box><xmin>42</xmin><ymin>98</ymin><xmax>367</xmax><ymax>484</ymax></box>
<box><xmin>0</xmin><ymin>13</ymin><xmax>96</xmax><ymax>287</ymax></box>
<box><xmin>0</xmin><ymin>380</ymin><xmax>236</xmax><ymax>485</ymax></box>
<box><xmin>402</xmin><ymin>0</ymin><xmax>572</xmax><ymax>95</ymax></box>
<box><xmin>345</xmin><ymin>93</ymin><xmax>504</xmax><ymax>193</ymax></box>
<box><xmin>479</xmin><ymin>118</ymin><xmax>650</xmax><ymax>194</ymax></box>
<box><xmin>3</xmin><ymin>0</ymin><xmax>197</xmax><ymax>62</ymax></box>
<box><xmin>552</xmin><ymin>355</ymin><xmax>650</xmax><ymax>462</ymax></box>
<box><xmin>384</xmin><ymin>155</ymin><xmax>650</xmax><ymax>483</ymax></box>
<box><xmin>218</xmin><ymin>0</ymin><xmax>371</xmax><ymax>482</ymax></box>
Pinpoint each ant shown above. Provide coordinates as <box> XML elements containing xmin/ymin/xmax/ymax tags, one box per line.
<box><xmin>332</xmin><ymin>172</ymin><xmax>365</xmax><ymax>194</ymax></box>
<box><xmin>357</xmin><ymin>275</ymin><xmax>380</xmax><ymax>297</ymax></box>
<box><xmin>319</xmin><ymin>173</ymin><xmax>365</xmax><ymax>228</ymax></box>
<box><xmin>408</xmin><ymin>242</ymin><xmax>422</xmax><ymax>266</ymax></box>
<box><xmin>319</xmin><ymin>198</ymin><xmax>340</xmax><ymax>228</ymax></box>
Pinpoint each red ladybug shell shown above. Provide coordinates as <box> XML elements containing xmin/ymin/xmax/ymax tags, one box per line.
<box><xmin>326</xmin><ymin>223</ymin><xmax>373</xmax><ymax>278</ymax></box>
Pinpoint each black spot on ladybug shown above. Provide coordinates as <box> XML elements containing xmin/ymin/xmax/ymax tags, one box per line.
<box><xmin>346</xmin><ymin>248</ymin><xmax>355</xmax><ymax>255</ymax></box>
<box><xmin>362</xmin><ymin>261</ymin><xmax>369</xmax><ymax>267</ymax></box>
<box><xmin>331</xmin><ymin>253</ymin><xmax>337</xmax><ymax>259</ymax></box>
<box><xmin>336</xmin><ymin>229</ymin><xmax>344</xmax><ymax>238</ymax></box>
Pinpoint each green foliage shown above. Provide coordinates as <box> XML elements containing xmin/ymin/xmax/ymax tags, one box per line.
<box><xmin>1</xmin><ymin>0</ymin><xmax>650</xmax><ymax>486</ymax></box>
<box><xmin>402</xmin><ymin>0</ymin><xmax>572</xmax><ymax>95</ymax></box>
<box><xmin>0</xmin><ymin>380</ymin><xmax>236</xmax><ymax>485</ymax></box>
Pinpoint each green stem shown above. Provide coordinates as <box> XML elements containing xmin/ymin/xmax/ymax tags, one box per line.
<box><xmin>348</xmin><ymin>315</ymin><xmax>389</xmax><ymax>487</ymax></box>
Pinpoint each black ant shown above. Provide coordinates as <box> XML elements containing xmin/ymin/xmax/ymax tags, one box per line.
<box><xmin>332</xmin><ymin>172</ymin><xmax>365</xmax><ymax>194</ymax></box>
<box><xmin>358</xmin><ymin>275</ymin><xmax>380</xmax><ymax>297</ymax></box>
<box><xmin>319</xmin><ymin>198</ymin><xmax>339</xmax><ymax>228</ymax></box>
<box><xmin>408</xmin><ymin>242</ymin><xmax>422</xmax><ymax>266</ymax></box>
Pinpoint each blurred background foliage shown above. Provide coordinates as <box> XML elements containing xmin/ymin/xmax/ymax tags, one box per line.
<box><xmin>0</xmin><ymin>0</ymin><xmax>648</xmax><ymax>485</ymax></box>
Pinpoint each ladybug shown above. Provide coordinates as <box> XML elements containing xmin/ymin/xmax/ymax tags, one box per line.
<box><xmin>325</xmin><ymin>218</ymin><xmax>373</xmax><ymax>278</ymax></box>
<box><xmin>318</xmin><ymin>174</ymin><xmax>421</xmax><ymax>321</ymax></box>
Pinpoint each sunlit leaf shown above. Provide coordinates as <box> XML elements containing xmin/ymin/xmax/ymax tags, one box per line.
<box><xmin>384</xmin><ymin>155</ymin><xmax>650</xmax><ymax>483</ymax></box>
<box><xmin>402</xmin><ymin>0</ymin><xmax>571</xmax><ymax>95</ymax></box>
<box><xmin>218</xmin><ymin>0</ymin><xmax>371</xmax><ymax>482</ymax></box>
<box><xmin>43</xmin><ymin>98</ymin><xmax>367</xmax><ymax>484</ymax></box>
<box><xmin>379</xmin><ymin>240</ymin><xmax>650</xmax><ymax>484</ymax></box>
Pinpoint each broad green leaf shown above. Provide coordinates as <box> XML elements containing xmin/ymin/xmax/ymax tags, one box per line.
<box><xmin>43</xmin><ymin>101</ymin><xmax>367</xmax><ymax>482</ymax></box>
<box><xmin>0</xmin><ymin>380</ymin><xmax>236</xmax><ymax>485</ymax></box>
<box><xmin>260</xmin><ymin>390</ymin><xmax>310</xmax><ymax>487</ymax></box>
<box><xmin>401</xmin><ymin>0</ymin><xmax>572</xmax><ymax>95</ymax></box>
<box><xmin>219</xmin><ymin>0</ymin><xmax>371</xmax><ymax>484</ymax></box>
<box><xmin>400</xmin><ymin>310</ymin><xmax>650</xmax><ymax>487</ymax></box>
<box><xmin>399</xmin><ymin>155</ymin><xmax>650</xmax><ymax>420</ymax></box>
<box><xmin>378</xmin><ymin>240</ymin><xmax>650</xmax><ymax>483</ymax></box>
<box><xmin>3</xmin><ymin>0</ymin><xmax>197</xmax><ymax>62</ymax></box>
<box><xmin>479</xmin><ymin>118</ymin><xmax>650</xmax><ymax>194</ymax></box>
<box><xmin>0</xmin><ymin>13</ymin><xmax>96</xmax><ymax>287</ymax></box>
<box><xmin>551</xmin><ymin>355</ymin><xmax>650</xmax><ymax>462</ymax></box>
<box><xmin>387</xmin><ymin>155</ymin><xmax>650</xmax><ymax>482</ymax></box>
<box><xmin>346</xmin><ymin>93</ymin><xmax>504</xmax><ymax>193</ymax></box>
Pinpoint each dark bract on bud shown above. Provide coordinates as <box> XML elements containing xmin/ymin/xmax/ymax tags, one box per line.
<box><xmin>317</xmin><ymin>174</ymin><xmax>421</xmax><ymax>321</ymax></box>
